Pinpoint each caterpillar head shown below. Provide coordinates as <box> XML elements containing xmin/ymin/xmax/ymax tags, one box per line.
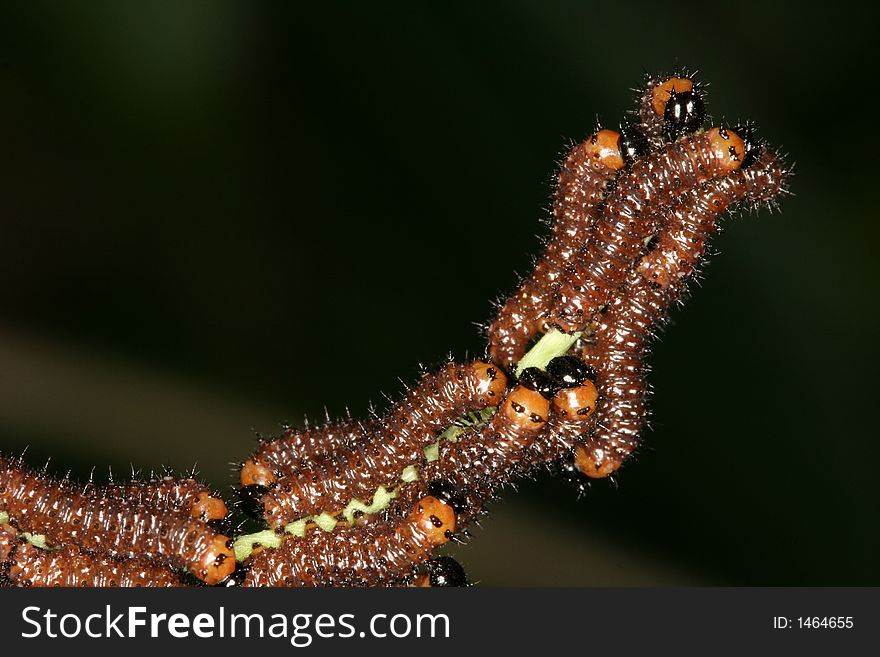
<box><xmin>619</xmin><ymin>124</ymin><xmax>650</xmax><ymax>164</ymax></box>
<box><xmin>584</xmin><ymin>129</ymin><xmax>625</xmax><ymax>171</ymax></box>
<box><xmin>663</xmin><ymin>88</ymin><xmax>706</xmax><ymax>141</ymax></box>
<box><xmin>472</xmin><ymin>361</ymin><xmax>509</xmax><ymax>405</ymax></box>
<box><xmin>411</xmin><ymin>496</ymin><xmax>457</xmax><ymax>546</ymax></box>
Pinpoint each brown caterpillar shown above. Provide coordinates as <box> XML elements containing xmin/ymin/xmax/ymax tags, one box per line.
<box><xmin>0</xmin><ymin>455</ymin><xmax>235</xmax><ymax>584</ymax></box>
<box><xmin>109</xmin><ymin>476</ymin><xmax>228</xmax><ymax>522</ymax></box>
<box><xmin>575</xmin><ymin>148</ymin><xmax>789</xmax><ymax>477</ymax></box>
<box><xmin>242</xmin><ymin>495</ymin><xmax>456</xmax><ymax>587</ymax></box>
<box><xmin>552</xmin><ymin>126</ymin><xmax>746</xmax><ymax>334</ymax></box>
<box><xmin>488</xmin><ymin>129</ymin><xmax>626</xmax><ymax>369</ymax></box>
<box><xmin>6</xmin><ymin>542</ymin><xmax>186</xmax><ymax>587</ymax></box>
<box><xmin>637</xmin><ymin>143</ymin><xmax>785</xmax><ymax>287</ymax></box>
<box><xmin>254</xmin><ymin>361</ymin><xmax>506</xmax><ymax>529</ymax></box>
<box><xmin>240</xmin><ymin>419</ymin><xmax>378</xmax><ymax>488</ymax></box>
<box><xmin>392</xmin><ymin>384</ymin><xmax>552</xmax><ymax>523</ymax></box>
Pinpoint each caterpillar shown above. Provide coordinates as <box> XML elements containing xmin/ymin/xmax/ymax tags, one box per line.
<box><xmin>242</xmin><ymin>495</ymin><xmax>456</xmax><ymax>587</ymax></box>
<box><xmin>574</xmin><ymin>148</ymin><xmax>790</xmax><ymax>477</ymax></box>
<box><xmin>6</xmin><ymin>542</ymin><xmax>186</xmax><ymax>587</ymax></box>
<box><xmin>386</xmin><ymin>371</ymin><xmax>592</xmax><ymax>527</ymax></box>
<box><xmin>253</xmin><ymin>361</ymin><xmax>506</xmax><ymax>529</ymax></box>
<box><xmin>389</xmin><ymin>383</ymin><xmax>552</xmax><ymax>524</ymax></box>
<box><xmin>552</xmin><ymin>126</ymin><xmax>745</xmax><ymax>334</ymax></box>
<box><xmin>637</xmin><ymin>132</ymin><xmax>782</xmax><ymax>287</ymax></box>
<box><xmin>109</xmin><ymin>475</ymin><xmax>228</xmax><ymax>522</ymax></box>
<box><xmin>0</xmin><ymin>455</ymin><xmax>235</xmax><ymax>584</ymax></box>
<box><xmin>488</xmin><ymin>129</ymin><xmax>626</xmax><ymax>369</ymax></box>
<box><xmin>636</xmin><ymin>73</ymin><xmax>703</xmax><ymax>149</ymax></box>
<box><xmin>240</xmin><ymin>418</ymin><xmax>378</xmax><ymax>489</ymax></box>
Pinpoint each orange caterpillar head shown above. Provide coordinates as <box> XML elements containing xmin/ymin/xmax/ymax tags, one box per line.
<box><xmin>193</xmin><ymin>534</ymin><xmax>236</xmax><ymax>585</ymax></box>
<box><xmin>191</xmin><ymin>491</ymin><xmax>229</xmax><ymax>522</ymax></box>
<box><xmin>583</xmin><ymin>129</ymin><xmax>625</xmax><ymax>171</ymax></box>
<box><xmin>409</xmin><ymin>495</ymin><xmax>457</xmax><ymax>546</ymax></box>
<box><xmin>573</xmin><ymin>444</ymin><xmax>621</xmax><ymax>479</ymax></box>
<box><xmin>240</xmin><ymin>459</ymin><xmax>275</xmax><ymax>488</ymax></box>
<box><xmin>500</xmin><ymin>385</ymin><xmax>551</xmax><ymax>435</ymax></box>
<box><xmin>706</xmin><ymin>127</ymin><xmax>746</xmax><ymax>172</ymax></box>
<box><xmin>552</xmin><ymin>382</ymin><xmax>599</xmax><ymax>421</ymax></box>
<box><xmin>472</xmin><ymin>361</ymin><xmax>509</xmax><ymax>405</ymax></box>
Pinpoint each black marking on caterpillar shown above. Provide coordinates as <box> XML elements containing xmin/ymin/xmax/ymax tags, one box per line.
<box><xmin>518</xmin><ymin>354</ymin><xmax>596</xmax><ymax>400</ymax></box>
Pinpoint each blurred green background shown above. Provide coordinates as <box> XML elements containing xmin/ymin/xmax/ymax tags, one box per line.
<box><xmin>1</xmin><ymin>2</ymin><xmax>876</xmax><ymax>585</ymax></box>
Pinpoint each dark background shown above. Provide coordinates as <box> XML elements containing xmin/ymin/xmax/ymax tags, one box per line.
<box><xmin>0</xmin><ymin>1</ymin><xmax>876</xmax><ymax>585</ymax></box>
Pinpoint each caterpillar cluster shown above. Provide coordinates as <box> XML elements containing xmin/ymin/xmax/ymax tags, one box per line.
<box><xmin>0</xmin><ymin>456</ymin><xmax>234</xmax><ymax>586</ymax></box>
<box><xmin>0</xmin><ymin>70</ymin><xmax>789</xmax><ymax>587</ymax></box>
<box><xmin>241</xmin><ymin>361</ymin><xmax>506</xmax><ymax>530</ymax></box>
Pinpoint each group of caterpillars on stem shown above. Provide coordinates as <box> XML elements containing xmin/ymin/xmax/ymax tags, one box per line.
<box><xmin>0</xmin><ymin>70</ymin><xmax>789</xmax><ymax>587</ymax></box>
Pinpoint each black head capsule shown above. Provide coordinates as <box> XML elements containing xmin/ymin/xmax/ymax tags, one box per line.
<box><xmin>426</xmin><ymin>556</ymin><xmax>469</xmax><ymax>587</ymax></box>
<box><xmin>208</xmin><ymin>518</ymin><xmax>233</xmax><ymax>536</ymax></box>
<box><xmin>731</xmin><ymin>124</ymin><xmax>762</xmax><ymax>167</ymax></box>
<box><xmin>222</xmin><ymin>562</ymin><xmax>251</xmax><ymax>587</ymax></box>
<box><xmin>546</xmin><ymin>355</ymin><xmax>595</xmax><ymax>388</ymax></box>
<box><xmin>552</xmin><ymin>454</ymin><xmax>591</xmax><ymax>498</ymax></box>
<box><xmin>427</xmin><ymin>480</ymin><xmax>467</xmax><ymax>515</ymax></box>
<box><xmin>619</xmin><ymin>124</ymin><xmax>649</xmax><ymax>164</ymax></box>
<box><xmin>662</xmin><ymin>90</ymin><xmax>705</xmax><ymax>141</ymax></box>
<box><xmin>238</xmin><ymin>485</ymin><xmax>270</xmax><ymax>519</ymax></box>
<box><xmin>518</xmin><ymin>367</ymin><xmax>558</xmax><ymax>399</ymax></box>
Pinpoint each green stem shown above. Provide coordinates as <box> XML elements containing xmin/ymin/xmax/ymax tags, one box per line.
<box><xmin>514</xmin><ymin>328</ymin><xmax>581</xmax><ymax>375</ymax></box>
<box><xmin>233</xmin><ymin>530</ymin><xmax>283</xmax><ymax>562</ymax></box>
